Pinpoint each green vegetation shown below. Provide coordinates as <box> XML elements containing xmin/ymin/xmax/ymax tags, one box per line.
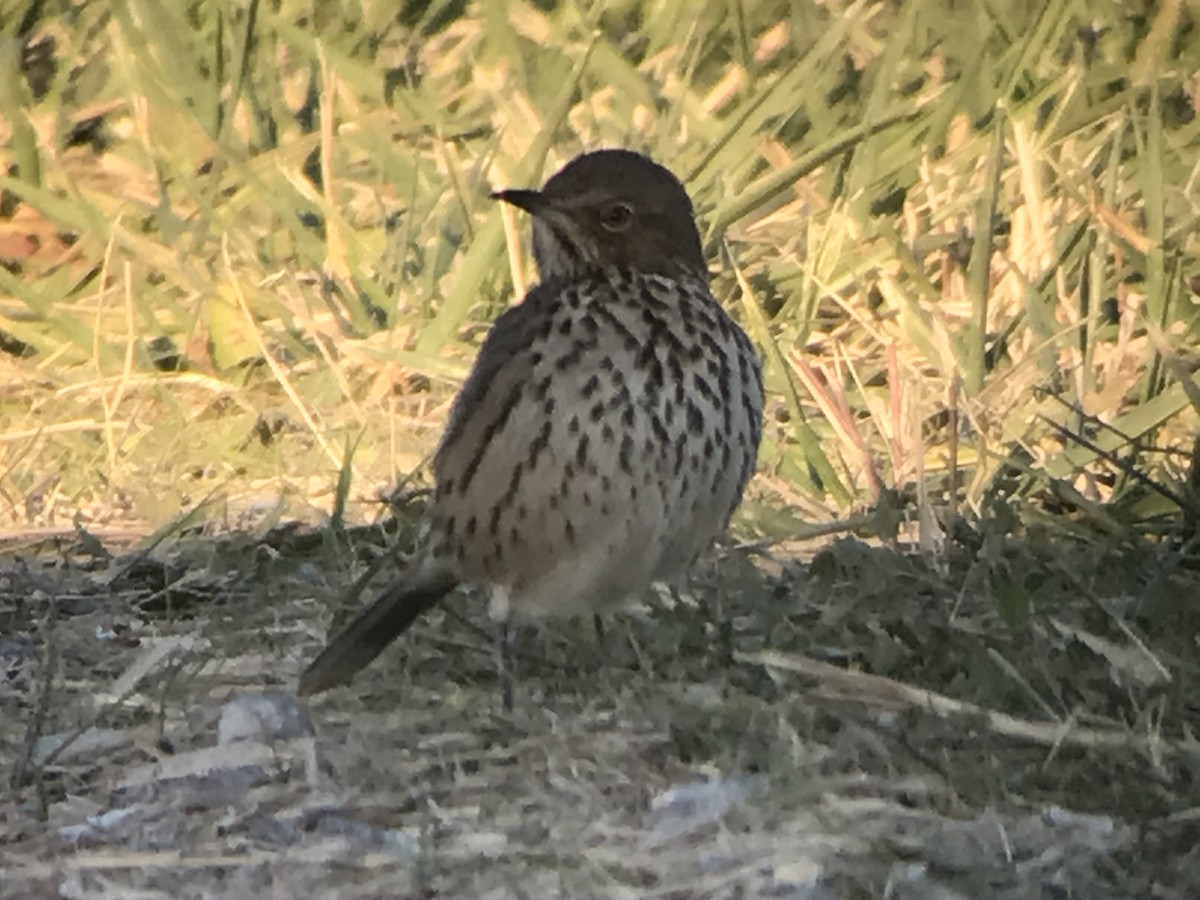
<box><xmin>3</xmin><ymin>0</ymin><xmax>1197</xmax><ymax>541</ymax></box>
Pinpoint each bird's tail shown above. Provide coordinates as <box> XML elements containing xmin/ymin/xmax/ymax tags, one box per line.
<box><xmin>298</xmin><ymin>570</ymin><xmax>459</xmax><ymax>695</ymax></box>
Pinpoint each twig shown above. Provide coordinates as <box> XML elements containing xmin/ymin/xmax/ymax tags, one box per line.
<box><xmin>738</xmin><ymin>650</ymin><xmax>1199</xmax><ymax>761</ymax></box>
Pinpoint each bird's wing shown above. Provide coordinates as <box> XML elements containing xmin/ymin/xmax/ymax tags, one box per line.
<box><xmin>435</xmin><ymin>284</ymin><xmax>556</xmax><ymax>472</ymax></box>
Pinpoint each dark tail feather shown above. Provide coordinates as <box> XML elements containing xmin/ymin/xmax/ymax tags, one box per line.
<box><xmin>298</xmin><ymin>571</ymin><xmax>458</xmax><ymax>696</ymax></box>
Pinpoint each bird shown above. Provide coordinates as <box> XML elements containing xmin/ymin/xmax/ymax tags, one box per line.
<box><xmin>298</xmin><ymin>148</ymin><xmax>764</xmax><ymax>696</ymax></box>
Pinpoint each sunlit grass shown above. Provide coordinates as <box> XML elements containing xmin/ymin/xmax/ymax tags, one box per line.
<box><xmin>1</xmin><ymin>0</ymin><xmax>1197</xmax><ymax>544</ymax></box>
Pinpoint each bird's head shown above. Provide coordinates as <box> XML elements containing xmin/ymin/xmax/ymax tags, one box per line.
<box><xmin>492</xmin><ymin>149</ymin><xmax>707</xmax><ymax>282</ymax></box>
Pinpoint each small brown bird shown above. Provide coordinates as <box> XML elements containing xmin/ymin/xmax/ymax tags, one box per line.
<box><xmin>298</xmin><ymin>149</ymin><xmax>763</xmax><ymax>696</ymax></box>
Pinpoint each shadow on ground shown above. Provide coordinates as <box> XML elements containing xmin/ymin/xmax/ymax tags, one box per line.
<box><xmin>2</xmin><ymin>514</ymin><xmax>1198</xmax><ymax>898</ymax></box>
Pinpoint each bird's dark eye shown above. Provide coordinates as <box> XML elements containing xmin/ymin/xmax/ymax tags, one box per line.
<box><xmin>599</xmin><ymin>202</ymin><xmax>634</xmax><ymax>232</ymax></box>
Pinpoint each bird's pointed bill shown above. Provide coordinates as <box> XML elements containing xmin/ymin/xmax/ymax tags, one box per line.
<box><xmin>492</xmin><ymin>188</ymin><xmax>546</xmax><ymax>213</ymax></box>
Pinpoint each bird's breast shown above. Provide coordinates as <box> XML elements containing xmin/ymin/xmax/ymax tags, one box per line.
<box><xmin>428</xmin><ymin>269</ymin><xmax>763</xmax><ymax>617</ymax></box>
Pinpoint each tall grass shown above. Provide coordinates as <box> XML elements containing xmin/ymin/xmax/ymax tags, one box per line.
<box><xmin>1</xmin><ymin>0</ymin><xmax>1197</xmax><ymax>542</ymax></box>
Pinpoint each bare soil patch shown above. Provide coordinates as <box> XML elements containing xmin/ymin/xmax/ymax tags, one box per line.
<box><xmin>2</xmin><ymin>521</ymin><xmax>1198</xmax><ymax>898</ymax></box>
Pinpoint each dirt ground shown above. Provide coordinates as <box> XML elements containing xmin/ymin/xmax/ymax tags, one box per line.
<box><xmin>2</xmin><ymin>517</ymin><xmax>1198</xmax><ymax>899</ymax></box>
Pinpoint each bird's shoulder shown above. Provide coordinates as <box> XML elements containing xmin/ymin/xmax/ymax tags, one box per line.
<box><xmin>436</xmin><ymin>287</ymin><xmax>552</xmax><ymax>454</ymax></box>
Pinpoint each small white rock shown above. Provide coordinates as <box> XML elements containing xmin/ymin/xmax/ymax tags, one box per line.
<box><xmin>218</xmin><ymin>691</ymin><xmax>315</xmax><ymax>745</ymax></box>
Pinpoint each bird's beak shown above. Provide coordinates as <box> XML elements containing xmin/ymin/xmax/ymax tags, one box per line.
<box><xmin>493</xmin><ymin>188</ymin><xmax>579</xmax><ymax>247</ymax></box>
<box><xmin>491</xmin><ymin>188</ymin><xmax>548</xmax><ymax>215</ymax></box>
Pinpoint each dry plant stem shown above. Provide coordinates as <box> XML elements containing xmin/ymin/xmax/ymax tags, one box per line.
<box><xmin>224</xmin><ymin>239</ymin><xmax>347</xmax><ymax>473</ymax></box>
<box><xmin>739</xmin><ymin>650</ymin><xmax>1197</xmax><ymax>762</ymax></box>
<box><xmin>984</xmin><ymin>647</ymin><xmax>1059</xmax><ymax>722</ymax></box>
<box><xmin>948</xmin><ymin>376</ymin><xmax>959</xmax><ymax>527</ymax></box>
<box><xmin>624</xmin><ymin>622</ymin><xmax>653</xmax><ymax>676</ymax></box>
<box><xmin>498</xmin><ymin>621</ymin><xmax>515</xmax><ymax>713</ymax></box>
<box><xmin>1041</xmin><ymin>415</ymin><xmax>1196</xmax><ymax>516</ymax></box>
<box><xmin>316</xmin><ymin>41</ymin><xmax>348</xmax><ymax>285</ymax></box>
<box><xmin>10</xmin><ymin>603</ymin><xmax>58</xmax><ymax>795</ymax></box>
<box><xmin>498</xmin><ymin>199</ymin><xmax>528</xmax><ymax>299</ymax></box>
<box><xmin>886</xmin><ymin>340</ymin><xmax>903</xmax><ymax>478</ymax></box>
